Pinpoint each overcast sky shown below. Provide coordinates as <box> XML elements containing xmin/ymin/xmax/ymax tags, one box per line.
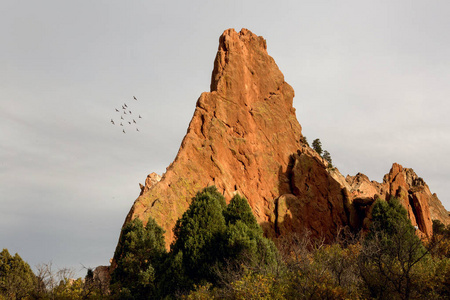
<box><xmin>1</xmin><ymin>1</ymin><xmax>449</xmax><ymax>277</ymax></box>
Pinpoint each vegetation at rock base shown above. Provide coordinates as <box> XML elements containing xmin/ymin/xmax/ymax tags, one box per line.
<box><xmin>3</xmin><ymin>190</ymin><xmax>450</xmax><ymax>299</ymax></box>
<box><xmin>0</xmin><ymin>251</ymin><xmax>108</xmax><ymax>299</ymax></box>
<box><xmin>158</xmin><ymin>186</ymin><xmax>279</xmax><ymax>298</ymax></box>
<box><xmin>110</xmin><ymin>216</ymin><xmax>166</xmax><ymax>298</ymax></box>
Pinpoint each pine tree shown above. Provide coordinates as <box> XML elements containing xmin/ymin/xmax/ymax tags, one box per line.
<box><xmin>0</xmin><ymin>249</ymin><xmax>37</xmax><ymax>299</ymax></box>
<box><xmin>111</xmin><ymin>217</ymin><xmax>166</xmax><ymax>298</ymax></box>
<box><xmin>359</xmin><ymin>198</ymin><xmax>427</xmax><ymax>299</ymax></box>
<box><xmin>312</xmin><ymin>138</ymin><xmax>323</xmax><ymax>156</ymax></box>
<box><xmin>323</xmin><ymin>150</ymin><xmax>333</xmax><ymax>167</ymax></box>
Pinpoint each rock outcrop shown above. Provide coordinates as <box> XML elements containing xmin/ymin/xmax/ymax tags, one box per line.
<box><xmin>116</xmin><ymin>28</ymin><xmax>449</xmax><ymax>254</ymax></box>
<box><xmin>343</xmin><ymin>163</ymin><xmax>447</xmax><ymax>236</ymax></box>
<box><xmin>123</xmin><ymin>28</ymin><xmax>303</xmax><ymax>247</ymax></box>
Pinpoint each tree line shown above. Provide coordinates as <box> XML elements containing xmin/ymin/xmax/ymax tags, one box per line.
<box><xmin>2</xmin><ymin>186</ymin><xmax>450</xmax><ymax>299</ymax></box>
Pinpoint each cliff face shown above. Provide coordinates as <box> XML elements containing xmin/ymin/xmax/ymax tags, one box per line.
<box><xmin>125</xmin><ymin>28</ymin><xmax>303</xmax><ymax>247</ymax></box>
<box><xmin>118</xmin><ymin>29</ymin><xmax>449</xmax><ymax>253</ymax></box>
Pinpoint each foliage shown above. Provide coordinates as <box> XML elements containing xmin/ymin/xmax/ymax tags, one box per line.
<box><xmin>300</xmin><ymin>136</ymin><xmax>309</xmax><ymax>146</ymax></box>
<box><xmin>110</xmin><ymin>216</ymin><xmax>166</xmax><ymax>299</ymax></box>
<box><xmin>359</xmin><ymin>198</ymin><xmax>429</xmax><ymax>299</ymax></box>
<box><xmin>0</xmin><ymin>249</ymin><xmax>36</xmax><ymax>299</ymax></box>
<box><xmin>429</xmin><ymin>220</ymin><xmax>450</xmax><ymax>258</ymax></box>
<box><xmin>277</xmin><ymin>231</ymin><xmax>362</xmax><ymax>300</ymax></box>
<box><xmin>311</xmin><ymin>138</ymin><xmax>322</xmax><ymax>156</ymax></box>
<box><xmin>223</xmin><ymin>194</ymin><xmax>261</xmax><ymax>233</ymax></box>
<box><xmin>163</xmin><ymin>186</ymin><xmax>279</xmax><ymax>297</ymax></box>
<box><xmin>322</xmin><ymin>150</ymin><xmax>332</xmax><ymax>168</ymax></box>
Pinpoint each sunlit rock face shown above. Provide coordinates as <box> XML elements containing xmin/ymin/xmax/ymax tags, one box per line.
<box><xmin>121</xmin><ymin>28</ymin><xmax>303</xmax><ymax>247</ymax></box>
<box><xmin>115</xmin><ymin>29</ymin><xmax>449</xmax><ymax>256</ymax></box>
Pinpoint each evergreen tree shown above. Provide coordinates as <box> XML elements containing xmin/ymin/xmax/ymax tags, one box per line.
<box><xmin>222</xmin><ymin>194</ymin><xmax>278</xmax><ymax>268</ymax></box>
<box><xmin>359</xmin><ymin>198</ymin><xmax>428</xmax><ymax>299</ymax></box>
<box><xmin>111</xmin><ymin>216</ymin><xmax>166</xmax><ymax>299</ymax></box>
<box><xmin>166</xmin><ymin>186</ymin><xmax>227</xmax><ymax>293</ymax></box>
<box><xmin>162</xmin><ymin>187</ymin><xmax>279</xmax><ymax>297</ymax></box>
<box><xmin>224</xmin><ymin>194</ymin><xmax>261</xmax><ymax>233</ymax></box>
<box><xmin>0</xmin><ymin>248</ymin><xmax>37</xmax><ymax>299</ymax></box>
<box><xmin>323</xmin><ymin>150</ymin><xmax>333</xmax><ymax>167</ymax></box>
<box><xmin>312</xmin><ymin>138</ymin><xmax>323</xmax><ymax>156</ymax></box>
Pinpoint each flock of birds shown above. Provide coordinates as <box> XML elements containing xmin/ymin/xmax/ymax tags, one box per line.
<box><xmin>110</xmin><ymin>96</ymin><xmax>142</xmax><ymax>133</ymax></box>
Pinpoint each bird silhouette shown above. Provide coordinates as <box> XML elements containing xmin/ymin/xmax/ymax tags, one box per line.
<box><xmin>139</xmin><ymin>115</ymin><xmax>142</xmax><ymax>118</ymax></box>
<box><xmin>136</xmin><ymin>128</ymin><xmax>139</xmax><ymax>132</ymax></box>
<box><xmin>134</xmin><ymin>96</ymin><xmax>137</xmax><ymax>100</ymax></box>
<box><xmin>121</xmin><ymin>116</ymin><xmax>124</xmax><ymax>120</ymax></box>
<box><xmin>120</xmin><ymin>122</ymin><xmax>123</xmax><ymax>126</ymax></box>
<box><xmin>115</xmin><ymin>108</ymin><xmax>119</xmax><ymax>112</ymax></box>
<box><xmin>111</xmin><ymin>119</ymin><xmax>115</xmax><ymax>125</ymax></box>
<box><xmin>133</xmin><ymin>119</ymin><xmax>136</xmax><ymax>124</ymax></box>
<box><xmin>123</xmin><ymin>129</ymin><xmax>126</xmax><ymax>133</ymax></box>
<box><xmin>124</xmin><ymin>103</ymin><xmax>128</xmax><ymax>108</ymax></box>
<box><xmin>129</xmin><ymin>110</ymin><xmax>132</xmax><ymax>114</ymax></box>
<box><xmin>122</xmin><ymin>105</ymin><xmax>125</xmax><ymax>109</ymax></box>
<box><xmin>124</xmin><ymin>111</ymin><xmax>127</xmax><ymax>114</ymax></box>
<box><xmin>128</xmin><ymin>121</ymin><xmax>131</xmax><ymax>125</ymax></box>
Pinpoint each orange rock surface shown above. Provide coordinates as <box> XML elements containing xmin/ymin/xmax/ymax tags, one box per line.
<box><xmin>123</xmin><ymin>28</ymin><xmax>303</xmax><ymax>247</ymax></box>
<box><xmin>116</xmin><ymin>29</ymin><xmax>449</xmax><ymax>254</ymax></box>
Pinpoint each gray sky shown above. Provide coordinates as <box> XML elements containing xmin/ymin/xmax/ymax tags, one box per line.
<box><xmin>1</xmin><ymin>1</ymin><xmax>449</xmax><ymax>277</ymax></box>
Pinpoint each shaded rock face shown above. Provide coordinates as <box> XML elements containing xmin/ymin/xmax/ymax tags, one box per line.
<box><xmin>275</xmin><ymin>148</ymin><xmax>349</xmax><ymax>242</ymax></box>
<box><xmin>123</xmin><ymin>28</ymin><xmax>303</xmax><ymax>247</ymax></box>
<box><xmin>340</xmin><ymin>163</ymin><xmax>449</xmax><ymax>236</ymax></box>
<box><xmin>117</xmin><ymin>28</ymin><xmax>449</xmax><ymax>254</ymax></box>
<box><xmin>276</xmin><ymin>158</ymin><xmax>449</xmax><ymax>240</ymax></box>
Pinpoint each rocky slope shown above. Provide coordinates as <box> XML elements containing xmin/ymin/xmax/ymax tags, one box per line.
<box><xmin>117</xmin><ymin>29</ymin><xmax>449</xmax><ymax>253</ymax></box>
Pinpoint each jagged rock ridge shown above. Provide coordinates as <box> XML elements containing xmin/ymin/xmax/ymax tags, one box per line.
<box><xmin>117</xmin><ymin>29</ymin><xmax>449</xmax><ymax>254</ymax></box>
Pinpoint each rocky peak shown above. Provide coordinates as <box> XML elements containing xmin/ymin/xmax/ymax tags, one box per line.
<box><xmin>115</xmin><ymin>29</ymin><xmax>449</xmax><ymax>258</ymax></box>
<box><xmin>121</xmin><ymin>28</ymin><xmax>303</xmax><ymax>247</ymax></box>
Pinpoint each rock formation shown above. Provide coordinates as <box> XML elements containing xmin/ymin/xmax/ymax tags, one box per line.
<box><xmin>123</xmin><ymin>28</ymin><xmax>303</xmax><ymax>247</ymax></box>
<box><xmin>116</xmin><ymin>28</ymin><xmax>449</xmax><ymax>254</ymax></box>
<box><xmin>277</xmin><ymin>156</ymin><xmax>449</xmax><ymax>241</ymax></box>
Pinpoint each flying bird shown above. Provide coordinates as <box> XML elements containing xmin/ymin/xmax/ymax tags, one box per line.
<box><xmin>115</xmin><ymin>108</ymin><xmax>119</xmax><ymax>112</ymax></box>
<box><xmin>136</xmin><ymin>128</ymin><xmax>139</xmax><ymax>132</ymax></box>
<box><xmin>122</xmin><ymin>105</ymin><xmax>125</xmax><ymax>109</ymax></box>
<box><xmin>133</xmin><ymin>119</ymin><xmax>136</xmax><ymax>124</ymax></box>
<box><xmin>123</xmin><ymin>129</ymin><xmax>126</xmax><ymax>133</ymax></box>
<box><xmin>139</xmin><ymin>115</ymin><xmax>142</xmax><ymax>118</ymax></box>
<box><xmin>134</xmin><ymin>96</ymin><xmax>137</xmax><ymax>100</ymax></box>
<box><xmin>124</xmin><ymin>103</ymin><xmax>128</xmax><ymax>108</ymax></box>
<box><xmin>124</xmin><ymin>111</ymin><xmax>127</xmax><ymax>114</ymax></box>
<box><xmin>111</xmin><ymin>119</ymin><xmax>115</xmax><ymax>125</ymax></box>
<box><xmin>121</xmin><ymin>115</ymin><xmax>123</xmax><ymax>120</ymax></box>
<box><xmin>128</xmin><ymin>121</ymin><xmax>131</xmax><ymax>125</ymax></box>
<box><xmin>120</xmin><ymin>122</ymin><xmax>123</xmax><ymax>126</ymax></box>
<box><xmin>129</xmin><ymin>110</ymin><xmax>132</xmax><ymax>114</ymax></box>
